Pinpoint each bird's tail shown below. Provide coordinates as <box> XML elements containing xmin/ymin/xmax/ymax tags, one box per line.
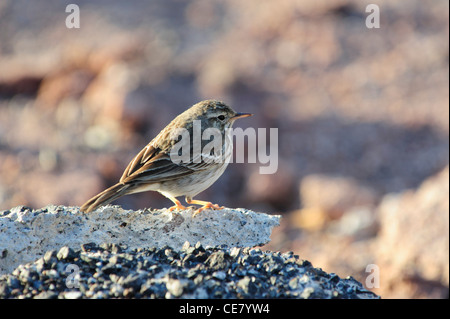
<box><xmin>80</xmin><ymin>183</ymin><xmax>131</xmax><ymax>213</ymax></box>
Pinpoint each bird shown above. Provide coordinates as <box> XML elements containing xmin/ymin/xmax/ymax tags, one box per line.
<box><xmin>80</xmin><ymin>99</ymin><xmax>252</xmax><ymax>216</ymax></box>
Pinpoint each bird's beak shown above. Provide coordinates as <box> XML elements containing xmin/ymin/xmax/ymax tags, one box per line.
<box><xmin>231</xmin><ymin>113</ymin><xmax>253</xmax><ymax>120</ymax></box>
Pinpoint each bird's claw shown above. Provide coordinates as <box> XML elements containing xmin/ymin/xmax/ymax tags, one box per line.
<box><xmin>168</xmin><ymin>204</ymin><xmax>187</xmax><ymax>212</ymax></box>
<box><xmin>192</xmin><ymin>203</ymin><xmax>225</xmax><ymax>217</ymax></box>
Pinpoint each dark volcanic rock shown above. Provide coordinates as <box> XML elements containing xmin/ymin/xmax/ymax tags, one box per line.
<box><xmin>0</xmin><ymin>242</ymin><xmax>378</xmax><ymax>299</ymax></box>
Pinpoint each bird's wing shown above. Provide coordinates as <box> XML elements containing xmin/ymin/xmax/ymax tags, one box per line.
<box><xmin>119</xmin><ymin>144</ymin><xmax>207</xmax><ymax>184</ymax></box>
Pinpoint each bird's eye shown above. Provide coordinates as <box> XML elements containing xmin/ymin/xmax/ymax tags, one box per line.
<box><xmin>217</xmin><ymin>115</ymin><xmax>226</xmax><ymax>121</ymax></box>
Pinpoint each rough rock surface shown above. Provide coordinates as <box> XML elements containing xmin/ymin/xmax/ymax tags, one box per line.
<box><xmin>374</xmin><ymin>166</ymin><xmax>449</xmax><ymax>298</ymax></box>
<box><xmin>0</xmin><ymin>242</ymin><xmax>379</xmax><ymax>299</ymax></box>
<box><xmin>0</xmin><ymin>205</ymin><xmax>280</xmax><ymax>275</ymax></box>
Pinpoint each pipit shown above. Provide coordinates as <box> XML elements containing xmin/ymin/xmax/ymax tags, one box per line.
<box><xmin>80</xmin><ymin>100</ymin><xmax>252</xmax><ymax>216</ymax></box>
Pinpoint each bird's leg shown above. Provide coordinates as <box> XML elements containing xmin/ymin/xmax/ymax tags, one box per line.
<box><xmin>167</xmin><ymin>196</ymin><xmax>187</xmax><ymax>211</ymax></box>
<box><xmin>186</xmin><ymin>197</ymin><xmax>225</xmax><ymax>217</ymax></box>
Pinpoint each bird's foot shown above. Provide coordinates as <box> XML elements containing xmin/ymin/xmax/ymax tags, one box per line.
<box><xmin>192</xmin><ymin>202</ymin><xmax>225</xmax><ymax>217</ymax></box>
<box><xmin>168</xmin><ymin>203</ymin><xmax>188</xmax><ymax>211</ymax></box>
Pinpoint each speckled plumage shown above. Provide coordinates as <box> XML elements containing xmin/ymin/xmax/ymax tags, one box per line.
<box><xmin>80</xmin><ymin>100</ymin><xmax>252</xmax><ymax>214</ymax></box>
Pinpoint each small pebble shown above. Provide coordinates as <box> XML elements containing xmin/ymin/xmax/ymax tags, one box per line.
<box><xmin>64</xmin><ymin>291</ymin><xmax>82</xmax><ymax>299</ymax></box>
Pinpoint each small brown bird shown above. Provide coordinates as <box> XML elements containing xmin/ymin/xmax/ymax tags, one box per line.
<box><xmin>80</xmin><ymin>100</ymin><xmax>252</xmax><ymax>215</ymax></box>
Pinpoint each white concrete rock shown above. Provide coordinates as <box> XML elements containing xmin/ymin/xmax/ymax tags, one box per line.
<box><xmin>0</xmin><ymin>205</ymin><xmax>280</xmax><ymax>275</ymax></box>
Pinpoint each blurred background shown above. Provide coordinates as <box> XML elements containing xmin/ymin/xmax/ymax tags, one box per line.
<box><xmin>0</xmin><ymin>0</ymin><xmax>448</xmax><ymax>298</ymax></box>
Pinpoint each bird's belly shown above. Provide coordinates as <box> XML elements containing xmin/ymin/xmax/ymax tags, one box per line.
<box><xmin>158</xmin><ymin>163</ymin><xmax>229</xmax><ymax>198</ymax></box>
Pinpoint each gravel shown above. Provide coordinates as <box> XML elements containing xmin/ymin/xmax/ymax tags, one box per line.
<box><xmin>0</xmin><ymin>242</ymin><xmax>379</xmax><ymax>299</ymax></box>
